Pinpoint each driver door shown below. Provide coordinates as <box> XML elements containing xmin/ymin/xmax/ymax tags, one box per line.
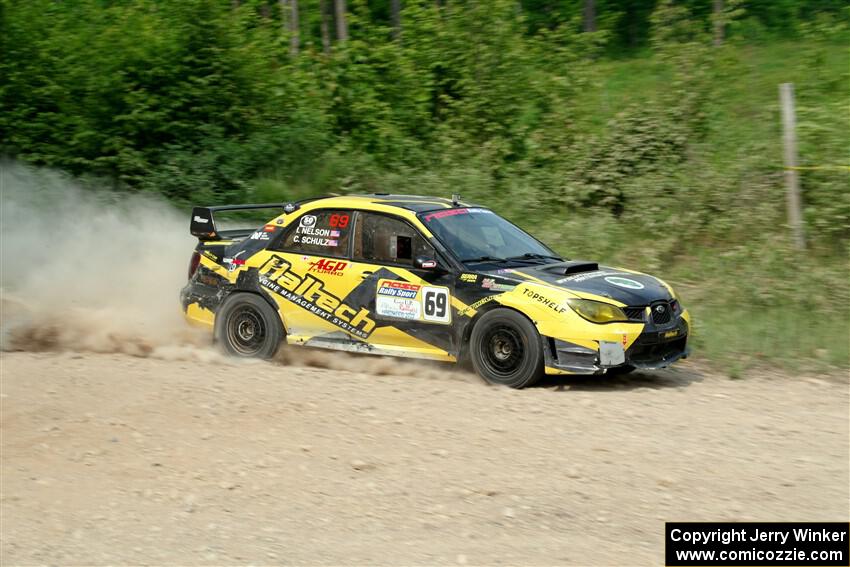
<box><xmin>346</xmin><ymin>211</ymin><xmax>458</xmax><ymax>360</ymax></box>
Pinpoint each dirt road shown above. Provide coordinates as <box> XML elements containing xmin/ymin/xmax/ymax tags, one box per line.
<box><xmin>1</xmin><ymin>351</ymin><xmax>847</xmax><ymax>565</ymax></box>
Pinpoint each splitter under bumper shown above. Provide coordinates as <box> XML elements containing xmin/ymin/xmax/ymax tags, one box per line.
<box><xmin>544</xmin><ymin>317</ymin><xmax>689</xmax><ymax>375</ymax></box>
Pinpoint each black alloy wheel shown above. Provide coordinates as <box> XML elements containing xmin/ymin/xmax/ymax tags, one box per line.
<box><xmin>227</xmin><ymin>304</ymin><xmax>266</xmax><ymax>355</ymax></box>
<box><xmin>215</xmin><ymin>293</ymin><xmax>284</xmax><ymax>359</ymax></box>
<box><xmin>469</xmin><ymin>309</ymin><xmax>543</xmax><ymax>388</ymax></box>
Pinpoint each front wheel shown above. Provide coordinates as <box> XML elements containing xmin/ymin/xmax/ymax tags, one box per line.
<box><xmin>214</xmin><ymin>293</ymin><xmax>284</xmax><ymax>359</ymax></box>
<box><xmin>469</xmin><ymin>309</ymin><xmax>544</xmax><ymax>388</ymax></box>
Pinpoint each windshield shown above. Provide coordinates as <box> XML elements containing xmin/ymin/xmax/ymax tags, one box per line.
<box><xmin>419</xmin><ymin>208</ymin><xmax>560</xmax><ymax>265</ymax></box>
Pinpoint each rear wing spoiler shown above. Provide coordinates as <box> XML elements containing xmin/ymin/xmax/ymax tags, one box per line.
<box><xmin>190</xmin><ymin>203</ymin><xmax>295</xmax><ymax>241</ymax></box>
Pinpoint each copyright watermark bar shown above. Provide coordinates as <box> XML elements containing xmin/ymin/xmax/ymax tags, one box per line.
<box><xmin>665</xmin><ymin>522</ymin><xmax>849</xmax><ymax>566</ymax></box>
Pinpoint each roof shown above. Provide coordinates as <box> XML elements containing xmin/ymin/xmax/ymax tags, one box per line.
<box><xmin>301</xmin><ymin>193</ymin><xmax>479</xmax><ymax>213</ymax></box>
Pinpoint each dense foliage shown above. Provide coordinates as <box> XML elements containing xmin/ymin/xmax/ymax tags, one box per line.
<box><xmin>1</xmin><ymin>0</ymin><xmax>848</xmax><ymax>369</ymax></box>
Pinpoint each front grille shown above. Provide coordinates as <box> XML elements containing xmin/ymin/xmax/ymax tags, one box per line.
<box><xmin>623</xmin><ymin>307</ymin><xmax>646</xmax><ymax>321</ymax></box>
<box><xmin>624</xmin><ymin>300</ymin><xmax>679</xmax><ymax>324</ymax></box>
<box><xmin>650</xmin><ymin>301</ymin><xmax>672</xmax><ymax>324</ymax></box>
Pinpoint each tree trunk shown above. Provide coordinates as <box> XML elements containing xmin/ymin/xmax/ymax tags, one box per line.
<box><xmin>279</xmin><ymin>0</ymin><xmax>288</xmax><ymax>39</ymax></box>
<box><xmin>289</xmin><ymin>0</ymin><xmax>300</xmax><ymax>55</ymax></box>
<box><xmin>320</xmin><ymin>0</ymin><xmax>331</xmax><ymax>53</ymax></box>
<box><xmin>391</xmin><ymin>0</ymin><xmax>401</xmax><ymax>40</ymax></box>
<box><xmin>334</xmin><ymin>0</ymin><xmax>348</xmax><ymax>42</ymax></box>
<box><xmin>583</xmin><ymin>0</ymin><xmax>596</xmax><ymax>32</ymax></box>
<box><xmin>713</xmin><ymin>0</ymin><xmax>724</xmax><ymax>46</ymax></box>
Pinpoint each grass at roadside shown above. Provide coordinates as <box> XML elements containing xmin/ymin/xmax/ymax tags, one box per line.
<box><xmin>692</xmin><ymin>306</ymin><xmax>849</xmax><ymax>374</ymax></box>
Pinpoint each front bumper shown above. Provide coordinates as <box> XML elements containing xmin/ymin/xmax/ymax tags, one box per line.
<box><xmin>545</xmin><ymin>316</ymin><xmax>689</xmax><ymax>375</ymax></box>
<box><xmin>626</xmin><ymin>323</ymin><xmax>689</xmax><ymax>369</ymax></box>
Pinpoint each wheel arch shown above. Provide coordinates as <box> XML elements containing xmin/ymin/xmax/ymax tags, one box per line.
<box><xmin>464</xmin><ymin>302</ymin><xmax>546</xmax><ymax>388</ymax></box>
<box><xmin>460</xmin><ymin>302</ymin><xmax>542</xmax><ymax>361</ymax></box>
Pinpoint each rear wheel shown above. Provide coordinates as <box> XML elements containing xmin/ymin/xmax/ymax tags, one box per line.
<box><xmin>469</xmin><ymin>309</ymin><xmax>543</xmax><ymax>388</ymax></box>
<box><xmin>215</xmin><ymin>293</ymin><xmax>284</xmax><ymax>359</ymax></box>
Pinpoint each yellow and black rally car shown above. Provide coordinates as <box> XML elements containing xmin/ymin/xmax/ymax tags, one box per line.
<box><xmin>181</xmin><ymin>194</ymin><xmax>690</xmax><ymax>388</ymax></box>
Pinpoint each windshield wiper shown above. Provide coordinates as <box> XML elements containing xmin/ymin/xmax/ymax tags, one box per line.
<box><xmin>506</xmin><ymin>253</ymin><xmax>563</xmax><ymax>261</ymax></box>
<box><xmin>503</xmin><ymin>253</ymin><xmax>565</xmax><ymax>265</ymax></box>
<box><xmin>461</xmin><ymin>253</ymin><xmax>563</xmax><ymax>265</ymax></box>
<box><xmin>460</xmin><ymin>255</ymin><xmax>510</xmax><ymax>264</ymax></box>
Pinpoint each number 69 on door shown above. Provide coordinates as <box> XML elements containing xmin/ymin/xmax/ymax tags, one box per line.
<box><xmin>422</xmin><ymin>286</ymin><xmax>451</xmax><ymax>324</ymax></box>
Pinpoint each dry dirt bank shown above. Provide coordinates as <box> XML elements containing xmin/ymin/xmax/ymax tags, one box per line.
<box><xmin>1</xmin><ymin>351</ymin><xmax>847</xmax><ymax>566</ymax></box>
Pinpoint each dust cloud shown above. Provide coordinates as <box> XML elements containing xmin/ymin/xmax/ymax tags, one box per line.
<box><xmin>0</xmin><ymin>160</ymin><xmax>210</xmax><ymax>358</ymax></box>
<box><xmin>0</xmin><ymin>161</ymin><xmax>479</xmax><ymax>381</ymax></box>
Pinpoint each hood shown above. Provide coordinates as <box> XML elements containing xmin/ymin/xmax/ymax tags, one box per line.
<box><xmin>492</xmin><ymin>261</ymin><xmax>672</xmax><ymax>306</ymax></box>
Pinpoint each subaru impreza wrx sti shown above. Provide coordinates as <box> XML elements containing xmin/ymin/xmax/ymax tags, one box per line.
<box><xmin>181</xmin><ymin>194</ymin><xmax>690</xmax><ymax>388</ymax></box>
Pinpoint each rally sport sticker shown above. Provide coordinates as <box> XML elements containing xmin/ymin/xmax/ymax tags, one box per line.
<box><xmin>375</xmin><ymin>279</ymin><xmax>451</xmax><ymax>324</ymax></box>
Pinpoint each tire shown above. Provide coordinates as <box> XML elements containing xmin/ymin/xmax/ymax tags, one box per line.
<box><xmin>214</xmin><ymin>293</ymin><xmax>284</xmax><ymax>359</ymax></box>
<box><xmin>469</xmin><ymin>309</ymin><xmax>544</xmax><ymax>388</ymax></box>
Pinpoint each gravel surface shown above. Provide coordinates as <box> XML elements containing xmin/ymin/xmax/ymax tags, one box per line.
<box><xmin>1</xmin><ymin>351</ymin><xmax>847</xmax><ymax>565</ymax></box>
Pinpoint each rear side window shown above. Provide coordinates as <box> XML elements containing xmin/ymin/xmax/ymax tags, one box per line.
<box><xmin>278</xmin><ymin>210</ymin><xmax>352</xmax><ymax>257</ymax></box>
<box><xmin>353</xmin><ymin>213</ymin><xmax>433</xmax><ymax>266</ymax></box>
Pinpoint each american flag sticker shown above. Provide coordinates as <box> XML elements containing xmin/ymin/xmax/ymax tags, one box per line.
<box><xmin>328</xmin><ymin>239</ymin><xmax>339</xmax><ymax>246</ymax></box>
<box><xmin>330</xmin><ymin>230</ymin><xmax>340</xmax><ymax>237</ymax></box>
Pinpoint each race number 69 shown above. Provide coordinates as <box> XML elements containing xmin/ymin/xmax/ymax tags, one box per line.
<box><xmin>422</xmin><ymin>286</ymin><xmax>450</xmax><ymax>323</ymax></box>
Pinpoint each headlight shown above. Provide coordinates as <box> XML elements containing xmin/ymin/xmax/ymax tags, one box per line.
<box><xmin>566</xmin><ymin>298</ymin><xmax>629</xmax><ymax>323</ymax></box>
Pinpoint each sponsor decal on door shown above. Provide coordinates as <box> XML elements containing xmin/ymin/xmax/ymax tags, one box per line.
<box><xmin>375</xmin><ymin>279</ymin><xmax>451</xmax><ymax>324</ymax></box>
<box><xmin>258</xmin><ymin>256</ymin><xmax>375</xmax><ymax>339</ymax></box>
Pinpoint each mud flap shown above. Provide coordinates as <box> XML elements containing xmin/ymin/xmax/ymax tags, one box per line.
<box><xmin>599</xmin><ymin>341</ymin><xmax>625</xmax><ymax>367</ymax></box>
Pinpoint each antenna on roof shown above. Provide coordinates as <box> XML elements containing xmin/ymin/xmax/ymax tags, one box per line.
<box><xmin>451</xmin><ymin>194</ymin><xmax>461</xmax><ymax>207</ymax></box>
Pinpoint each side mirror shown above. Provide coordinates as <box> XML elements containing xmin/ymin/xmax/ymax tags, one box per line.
<box><xmin>414</xmin><ymin>256</ymin><xmax>439</xmax><ymax>270</ymax></box>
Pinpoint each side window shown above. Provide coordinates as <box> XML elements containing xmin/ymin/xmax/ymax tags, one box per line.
<box><xmin>278</xmin><ymin>210</ymin><xmax>352</xmax><ymax>256</ymax></box>
<box><xmin>353</xmin><ymin>213</ymin><xmax>433</xmax><ymax>266</ymax></box>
